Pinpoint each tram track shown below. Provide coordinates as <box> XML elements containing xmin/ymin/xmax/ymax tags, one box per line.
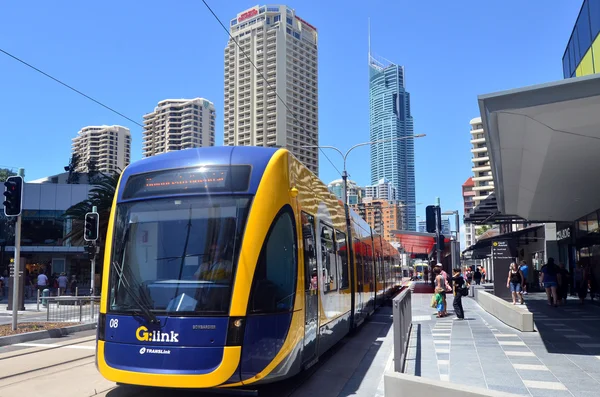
<box><xmin>0</xmin><ymin>335</ymin><xmax>96</xmax><ymax>360</ymax></box>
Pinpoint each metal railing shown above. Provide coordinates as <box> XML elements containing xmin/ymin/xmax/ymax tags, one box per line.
<box><xmin>40</xmin><ymin>295</ymin><xmax>100</xmax><ymax>323</ymax></box>
<box><xmin>392</xmin><ymin>287</ymin><xmax>412</xmax><ymax>373</ymax></box>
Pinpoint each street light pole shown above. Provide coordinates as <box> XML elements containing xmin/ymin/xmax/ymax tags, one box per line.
<box><xmin>442</xmin><ymin>210</ymin><xmax>461</xmax><ymax>270</ymax></box>
<box><xmin>305</xmin><ymin>134</ymin><xmax>425</xmax><ymax>329</ymax></box>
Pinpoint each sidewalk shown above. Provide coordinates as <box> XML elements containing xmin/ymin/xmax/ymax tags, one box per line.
<box><xmin>405</xmin><ymin>288</ymin><xmax>600</xmax><ymax>397</ymax></box>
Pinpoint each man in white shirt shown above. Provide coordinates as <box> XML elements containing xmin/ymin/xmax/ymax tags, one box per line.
<box><xmin>37</xmin><ymin>272</ymin><xmax>48</xmax><ymax>293</ymax></box>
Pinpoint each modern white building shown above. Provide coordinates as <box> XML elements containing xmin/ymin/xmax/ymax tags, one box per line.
<box><xmin>143</xmin><ymin>98</ymin><xmax>216</xmax><ymax>157</ymax></box>
<box><xmin>469</xmin><ymin>117</ymin><xmax>495</xmax><ymax>239</ymax></box>
<box><xmin>327</xmin><ymin>179</ymin><xmax>363</xmax><ymax>205</ymax></box>
<box><xmin>470</xmin><ymin>117</ymin><xmax>494</xmax><ymax>205</ymax></box>
<box><xmin>224</xmin><ymin>5</ymin><xmax>319</xmax><ymax>175</ymax></box>
<box><xmin>71</xmin><ymin>125</ymin><xmax>131</xmax><ymax>174</ymax></box>
<box><xmin>364</xmin><ymin>178</ymin><xmax>397</xmax><ymax>201</ymax></box>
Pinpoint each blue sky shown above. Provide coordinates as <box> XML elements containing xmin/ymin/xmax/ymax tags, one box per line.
<box><xmin>0</xmin><ymin>0</ymin><xmax>580</xmax><ymax>231</ymax></box>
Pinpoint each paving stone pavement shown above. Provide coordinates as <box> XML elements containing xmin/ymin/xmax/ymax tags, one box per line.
<box><xmin>404</xmin><ymin>287</ymin><xmax>600</xmax><ymax>397</ymax></box>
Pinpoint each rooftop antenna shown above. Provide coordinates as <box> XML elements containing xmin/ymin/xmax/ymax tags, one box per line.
<box><xmin>368</xmin><ymin>17</ymin><xmax>371</xmax><ymax>62</ymax></box>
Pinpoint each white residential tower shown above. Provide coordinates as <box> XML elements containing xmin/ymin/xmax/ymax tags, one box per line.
<box><xmin>224</xmin><ymin>5</ymin><xmax>319</xmax><ymax>175</ymax></box>
<box><xmin>143</xmin><ymin>98</ymin><xmax>216</xmax><ymax>157</ymax></box>
<box><xmin>72</xmin><ymin>125</ymin><xmax>131</xmax><ymax>173</ymax></box>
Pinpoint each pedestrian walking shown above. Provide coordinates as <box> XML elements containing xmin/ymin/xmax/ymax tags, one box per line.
<box><xmin>452</xmin><ymin>268</ymin><xmax>466</xmax><ymax>320</ymax></box>
<box><xmin>507</xmin><ymin>262</ymin><xmax>525</xmax><ymax>305</ymax></box>
<box><xmin>540</xmin><ymin>258</ymin><xmax>560</xmax><ymax>307</ymax></box>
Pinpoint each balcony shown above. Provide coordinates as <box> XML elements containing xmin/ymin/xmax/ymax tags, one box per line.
<box><xmin>471</xmin><ymin>156</ymin><xmax>489</xmax><ymax>163</ymax></box>
<box><xmin>472</xmin><ymin>165</ymin><xmax>491</xmax><ymax>172</ymax></box>
<box><xmin>471</xmin><ymin>146</ymin><xmax>488</xmax><ymax>153</ymax></box>
<box><xmin>473</xmin><ymin>184</ymin><xmax>494</xmax><ymax>191</ymax></box>
<box><xmin>470</xmin><ymin>137</ymin><xmax>486</xmax><ymax>144</ymax></box>
<box><xmin>472</xmin><ymin>174</ymin><xmax>493</xmax><ymax>182</ymax></box>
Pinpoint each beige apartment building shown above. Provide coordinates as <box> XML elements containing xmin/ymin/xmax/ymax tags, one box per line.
<box><xmin>224</xmin><ymin>5</ymin><xmax>319</xmax><ymax>175</ymax></box>
<box><xmin>71</xmin><ymin>125</ymin><xmax>131</xmax><ymax>173</ymax></box>
<box><xmin>142</xmin><ymin>98</ymin><xmax>216</xmax><ymax>157</ymax></box>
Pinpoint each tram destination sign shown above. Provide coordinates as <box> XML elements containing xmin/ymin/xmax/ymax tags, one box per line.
<box><xmin>123</xmin><ymin>165</ymin><xmax>251</xmax><ymax>199</ymax></box>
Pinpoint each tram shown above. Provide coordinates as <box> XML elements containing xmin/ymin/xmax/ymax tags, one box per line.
<box><xmin>96</xmin><ymin>146</ymin><xmax>404</xmax><ymax>389</ymax></box>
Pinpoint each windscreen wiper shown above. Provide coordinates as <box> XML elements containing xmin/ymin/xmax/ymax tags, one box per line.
<box><xmin>111</xmin><ymin>222</ymin><xmax>159</xmax><ymax>325</ymax></box>
<box><xmin>111</xmin><ymin>260</ymin><xmax>159</xmax><ymax>325</ymax></box>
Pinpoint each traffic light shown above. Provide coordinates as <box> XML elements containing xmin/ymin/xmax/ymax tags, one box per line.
<box><xmin>84</xmin><ymin>212</ymin><xmax>99</xmax><ymax>242</ymax></box>
<box><xmin>437</xmin><ymin>234</ymin><xmax>446</xmax><ymax>250</ymax></box>
<box><xmin>3</xmin><ymin>176</ymin><xmax>23</xmax><ymax>217</ymax></box>
<box><xmin>425</xmin><ymin>205</ymin><xmax>440</xmax><ymax>233</ymax></box>
<box><xmin>86</xmin><ymin>243</ymin><xmax>97</xmax><ymax>260</ymax></box>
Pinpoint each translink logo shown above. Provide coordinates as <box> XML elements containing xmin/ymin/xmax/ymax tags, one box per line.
<box><xmin>135</xmin><ymin>326</ymin><xmax>179</xmax><ymax>343</ymax></box>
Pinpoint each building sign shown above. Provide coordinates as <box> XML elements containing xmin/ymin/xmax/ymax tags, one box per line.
<box><xmin>556</xmin><ymin>228</ymin><xmax>571</xmax><ymax>241</ymax></box>
<box><xmin>492</xmin><ymin>240</ymin><xmax>515</xmax><ymax>299</ymax></box>
<box><xmin>238</xmin><ymin>8</ymin><xmax>258</xmax><ymax>22</ymax></box>
<box><xmin>492</xmin><ymin>240</ymin><xmax>513</xmax><ymax>260</ymax></box>
<box><xmin>295</xmin><ymin>15</ymin><xmax>317</xmax><ymax>31</ymax></box>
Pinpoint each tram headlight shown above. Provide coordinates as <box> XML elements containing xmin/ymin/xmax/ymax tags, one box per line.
<box><xmin>226</xmin><ymin>317</ymin><xmax>246</xmax><ymax>346</ymax></box>
<box><xmin>98</xmin><ymin>313</ymin><xmax>106</xmax><ymax>341</ymax></box>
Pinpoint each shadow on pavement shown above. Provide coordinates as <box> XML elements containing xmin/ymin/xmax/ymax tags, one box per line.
<box><xmin>521</xmin><ymin>292</ymin><xmax>600</xmax><ymax>356</ymax></box>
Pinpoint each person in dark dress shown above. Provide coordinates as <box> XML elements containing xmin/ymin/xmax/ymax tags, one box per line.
<box><xmin>558</xmin><ymin>263</ymin><xmax>570</xmax><ymax>305</ymax></box>
<box><xmin>451</xmin><ymin>268</ymin><xmax>465</xmax><ymax>320</ymax></box>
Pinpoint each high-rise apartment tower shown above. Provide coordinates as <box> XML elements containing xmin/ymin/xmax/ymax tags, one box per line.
<box><xmin>72</xmin><ymin>125</ymin><xmax>131</xmax><ymax>173</ymax></box>
<box><xmin>224</xmin><ymin>5</ymin><xmax>319</xmax><ymax>175</ymax></box>
<box><xmin>143</xmin><ymin>98</ymin><xmax>216</xmax><ymax>157</ymax></box>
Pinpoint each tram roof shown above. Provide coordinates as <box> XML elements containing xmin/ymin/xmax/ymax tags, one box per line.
<box><xmin>117</xmin><ymin>146</ymin><xmax>280</xmax><ymax>200</ymax></box>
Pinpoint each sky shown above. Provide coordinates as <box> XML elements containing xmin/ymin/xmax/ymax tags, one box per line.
<box><xmin>0</xmin><ymin>0</ymin><xmax>581</xmax><ymax>237</ymax></box>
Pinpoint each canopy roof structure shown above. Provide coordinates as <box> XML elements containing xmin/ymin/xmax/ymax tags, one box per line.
<box><xmin>479</xmin><ymin>73</ymin><xmax>600</xmax><ymax>222</ymax></box>
<box><xmin>392</xmin><ymin>230</ymin><xmax>451</xmax><ymax>256</ymax></box>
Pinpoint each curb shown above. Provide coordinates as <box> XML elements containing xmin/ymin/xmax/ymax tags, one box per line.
<box><xmin>0</xmin><ymin>322</ymin><xmax>97</xmax><ymax>346</ymax></box>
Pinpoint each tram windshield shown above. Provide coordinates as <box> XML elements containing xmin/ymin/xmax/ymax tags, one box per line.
<box><xmin>108</xmin><ymin>195</ymin><xmax>251</xmax><ymax>316</ymax></box>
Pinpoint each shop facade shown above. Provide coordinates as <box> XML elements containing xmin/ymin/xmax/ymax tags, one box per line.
<box><xmin>572</xmin><ymin>210</ymin><xmax>600</xmax><ymax>292</ymax></box>
<box><xmin>0</xmin><ymin>182</ymin><xmax>94</xmax><ymax>295</ymax></box>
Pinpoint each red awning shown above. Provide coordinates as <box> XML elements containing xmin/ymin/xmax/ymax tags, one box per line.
<box><xmin>339</xmin><ymin>236</ymin><xmax>398</xmax><ymax>257</ymax></box>
<box><xmin>394</xmin><ymin>232</ymin><xmax>451</xmax><ymax>255</ymax></box>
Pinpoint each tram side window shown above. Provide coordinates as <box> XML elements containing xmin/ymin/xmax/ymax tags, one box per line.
<box><xmin>301</xmin><ymin>212</ymin><xmax>317</xmax><ymax>291</ymax></box>
<box><xmin>249</xmin><ymin>209</ymin><xmax>297</xmax><ymax>313</ymax></box>
<box><xmin>320</xmin><ymin>224</ymin><xmax>338</xmax><ymax>293</ymax></box>
<box><xmin>336</xmin><ymin>230</ymin><xmax>349</xmax><ymax>290</ymax></box>
<box><xmin>363</xmin><ymin>243</ymin><xmax>373</xmax><ymax>284</ymax></box>
<box><xmin>354</xmin><ymin>238</ymin><xmax>364</xmax><ymax>288</ymax></box>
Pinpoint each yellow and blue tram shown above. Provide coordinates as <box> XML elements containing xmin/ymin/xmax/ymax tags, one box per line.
<box><xmin>96</xmin><ymin>146</ymin><xmax>404</xmax><ymax>389</ymax></box>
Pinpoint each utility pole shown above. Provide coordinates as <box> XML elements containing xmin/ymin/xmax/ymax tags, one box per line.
<box><xmin>454</xmin><ymin>211</ymin><xmax>460</xmax><ymax>269</ymax></box>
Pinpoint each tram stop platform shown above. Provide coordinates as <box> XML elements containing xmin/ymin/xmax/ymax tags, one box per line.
<box><xmin>403</xmin><ymin>285</ymin><xmax>600</xmax><ymax>397</ymax></box>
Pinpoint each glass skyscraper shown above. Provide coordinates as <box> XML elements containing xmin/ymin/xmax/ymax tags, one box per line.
<box><xmin>369</xmin><ymin>55</ymin><xmax>416</xmax><ymax>231</ymax></box>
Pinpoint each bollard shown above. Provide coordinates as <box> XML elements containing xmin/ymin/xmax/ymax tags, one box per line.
<box><xmin>42</xmin><ymin>289</ymin><xmax>50</xmax><ymax>307</ymax></box>
<box><xmin>37</xmin><ymin>289</ymin><xmax>40</xmax><ymax>311</ymax></box>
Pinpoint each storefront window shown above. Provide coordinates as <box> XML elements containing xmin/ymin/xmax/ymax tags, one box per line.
<box><xmin>587</xmin><ymin>211</ymin><xmax>599</xmax><ymax>234</ymax></box>
<box><xmin>531</xmin><ymin>251</ymin><xmax>545</xmax><ymax>271</ymax></box>
<box><xmin>21</xmin><ymin>211</ymin><xmax>66</xmax><ymax>246</ymax></box>
<box><xmin>578</xmin><ymin>218</ymin><xmax>588</xmax><ymax>236</ymax></box>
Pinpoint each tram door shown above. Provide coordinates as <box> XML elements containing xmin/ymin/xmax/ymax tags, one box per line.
<box><xmin>301</xmin><ymin>212</ymin><xmax>319</xmax><ymax>366</ymax></box>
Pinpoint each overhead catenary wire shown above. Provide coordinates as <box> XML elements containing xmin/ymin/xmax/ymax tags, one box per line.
<box><xmin>200</xmin><ymin>0</ymin><xmax>343</xmax><ymax>177</ymax></box>
<box><xmin>0</xmin><ymin>47</ymin><xmax>144</xmax><ymax>128</ymax></box>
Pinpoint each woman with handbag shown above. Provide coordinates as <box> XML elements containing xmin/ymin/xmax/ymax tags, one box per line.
<box><xmin>452</xmin><ymin>268</ymin><xmax>466</xmax><ymax>320</ymax></box>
